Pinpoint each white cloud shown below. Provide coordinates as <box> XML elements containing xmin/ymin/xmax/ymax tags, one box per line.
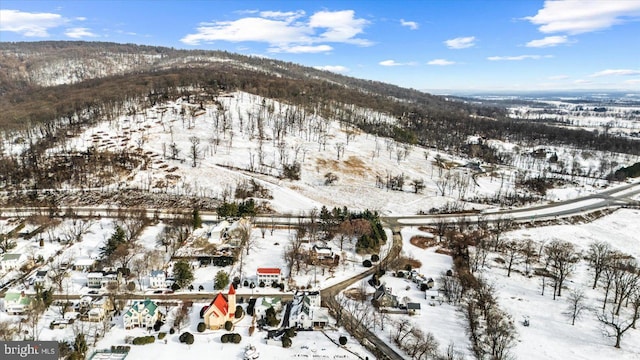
<box><xmin>444</xmin><ymin>36</ymin><xmax>476</xmax><ymax>49</ymax></box>
<box><xmin>526</xmin><ymin>35</ymin><xmax>569</xmax><ymax>47</ymax></box>
<box><xmin>487</xmin><ymin>54</ymin><xmax>552</xmax><ymax>61</ymax></box>
<box><xmin>270</xmin><ymin>44</ymin><xmax>333</xmax><ymax>53</ymax></box>
<box><xmin>181</xmin><ymin>9</ymin><xmax>371</xmax><ymax>52</ymax></box>
<box><xmin>625</xmin><ymin>79</ymin><xmax>640</xmax><ymax>85</ymax></box>
<box><xmin>379</xmin><ymin>60</ymin><xmax>416</xmax><ymax>66</ymax></box>
<box><xmin>75</xmin><ymin>17</ymin><xmax>87</xmax><ymax>21</ymax></box>
<box><xmin>313</xmin><ymin>65</ymin><xmax>350</xmax><ymax>73</ymax></box>
<box><xmin>309</xmin><ymin>10</ymin><xmax>371</xmax><ymax>45</ymax></box>
<box><xmin>400</xmin><ymin>19</ymin><xmax>419</xmax><ymax>30</ymax></box>
<box><xmin>525</xmin><ymin>0</ymin><xmax>640</xmax><ymax>35</ymax></box>
<box><xmin>65</xmin><ymin>27</ymin><xmax>98</xmax><ymax>39</ymax></box>
<box><xmin>427</xmin><ymin>59</ymin><xmax>455</xmax><ymax>66</ymax></box>
<box><xmin>260</xmin><ymin>10</ymin><xmax>305</xmax><ymax>21</ymax></box>
<box><xmin>0</xmin><ymin>9</ymin><xmax>67</xmax><ymax>37</ymax></box>
<box><xmin>590</xmin><ymin>69</ymin><xmax>640</xmax><ymax>77</ymax></box>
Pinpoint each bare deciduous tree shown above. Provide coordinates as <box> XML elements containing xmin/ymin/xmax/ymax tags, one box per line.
<box><xmin>544</xmin><ymin>239</ymin><xmax>579</xmax><ymax>299</ymax></box>
<box><xmin>563</xmin><ymin>288</ymin><xmax>589</xmax><ymax>325</ymax></box>
<box><xmin>189</xmin><ymin>136</ymin><xmax>200</xmax><ymax>167</ymax></box>
<box><xmin>597</xmin><ymin>306</ymin><xmax>638</xmax><ymax>348</ymax></box>
<box><xmin>587</xmin><ymin>240</ymin><xmax>612</xmax><ymax>289</ymax></box>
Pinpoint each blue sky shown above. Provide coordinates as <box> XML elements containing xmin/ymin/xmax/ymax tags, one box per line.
<box><xmin>1</xmin><ymin>0</ymin><xmax>639</xmax><ymax>92</ymax></box>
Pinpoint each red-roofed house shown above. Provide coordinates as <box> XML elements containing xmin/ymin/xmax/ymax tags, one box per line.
<box><xmin>257</xmin><ymin>268</ymin><xmax>282</xmax><ymax>285</ymax></box>
<box><xmin>203</xmin><ymin>284</ymin><xmax>236</xmax><ymax>330</ymax></box>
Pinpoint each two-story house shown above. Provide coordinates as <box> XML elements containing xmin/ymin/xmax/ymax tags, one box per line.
<box><xmin>149</xmin><ymin>270</ymin><xmax>166</xmax><ymax>289</ymax></box>
<box><xmin>123</xmin><ymin>299</ymin><xmax>162</xmax><ymax>330</ymax></box>
<box><xmin>3</xmin><ymin>291</ymin><xmax>33</xmax><ymax>314</ymax></box>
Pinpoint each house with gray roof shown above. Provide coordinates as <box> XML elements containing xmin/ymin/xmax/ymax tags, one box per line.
<box><xmin>1</xmin><ymin>253</ymin><xmax>22</xmax><ymax>270</ymax></box>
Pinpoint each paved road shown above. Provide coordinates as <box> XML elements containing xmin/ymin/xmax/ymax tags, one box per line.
<box><xmin>321</xmin><ymin>231</ymin><xmax>405</xmax><ymax>360</ymax></box>
<box><xmin>383</xmin><ymin>181</ymin><xmax>640</xmax><ymax>227</ymax></box>
<box><xmin>2</xmin><ymin>182</ymin><xmax>637</xmax><ymax>226</ymax></box>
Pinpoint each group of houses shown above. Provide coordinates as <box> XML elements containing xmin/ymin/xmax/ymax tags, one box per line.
<box><xmin>371</xmin><ymin>271</ymin><xmax>444</xmax><ymax>316</ymax></box>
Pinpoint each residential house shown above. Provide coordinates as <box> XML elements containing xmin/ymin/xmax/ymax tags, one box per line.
<box><xmin>256</xmin><ymin>268</ymin><xmax>282</xmax><ymax>286</ymax></box>
<box><xmin>34</xmin><ymin>270</ymin><xmax>49</xmax><ymax>287</ymax></box>
<box><xmin>225</xmin><ymin>218</ymin><xmax>252</xmax><ymax>247</ymax></box>
<box><xmin>87</xmin><ymin>272</ymin><xmax>104</xmax><ymax>288</ymax></box>
<box><xmin>1</xmin><ymin>253</ymin><xmax>22</xmax><ymax>270</ymax></box>
<box><xmin>149</xmin><ymin>270</ymin><xmax>166</xmax><ymax>289</ymax></box>
<box><xmin>100</xmin><ymin>273</ymin><xmax>119</xmax><ymax>289</ymax></box>
<box><xmin>254</xmin><ymin>296</ymin><xmax>283</xmax><ymax>320</ymax></box>
<box><xmin>123</xmin><ymin>299</ymin><xmax>162</xmax><ymax>330</ymax></box>
<box><xmin>309</xmin><ymin>244</ymin><xmax>339</xmax><ymax>266</ymax></box>
<box><xmin>289</xmin><ymin>291</ymin><xmax>329</xmax><ymax>330</ymax></box>
<box><xmin>74</xmin><ymin>257</ymin><xmax>96</xmax><ymax>272</ymax></box>
<box><xmin>372</xmin><ymin>284</ymin><xmax>398</xmax><ymax>308</ymax></box>
<box><xmin>87</xmin><ymin>297</ymin><xmax>114</xmax><ymax>322</ymax></box>
<box><xmin>407</xmin><ymin>302</ymin><xmax>421</xmax><ymax>316</ymax></box>
<box><xmin>203</xmin><ymin>284</ymin><xmax>236</xmax><ymax>330</ymax></box>
<box><xmin>425</xmin><ymin>290</ymin><xmax>444</xmax><ymax>304</ymax></box>
<box><xmin>208</xmin><ymin>220</ymin><xmax>230</xmax><ymax>244</ymax></box>
<box><xmin>3</xmin><ymin>291</ymin><xmax>33</xmax><ymax>314</ymax></box>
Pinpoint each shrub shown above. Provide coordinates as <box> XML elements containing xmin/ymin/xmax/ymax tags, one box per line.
<box><xmin>362</xmin><ymin>259</ymin><xmax>372</xmax><ymax>267</ymax></box>
<box><xmin>169</xmin><ymin>328</ymin><xmax>175</xmax><ymax>335</ymax></box>
<box><xmin>153</xmin><ymin>320</ymin><xmax>163</xmax><ymax>332</ymax></box>
<box><xmin>132</xmin><ymin>336</ymin><xmax>155</xmax><ymax>345</ymax></box>
<box><xmin>339</xmin><ymin>336</ymin><xmax>347</xmax><ymax>346</ymax></box>
<box><xmin>282</xmin><ymin>336</ymin><xmax>292</xmax><ymax>348</ymax></box>
<box><xmin>243</xmin><ymin>280</ymin><xmax>249</xmax><ymax>287</ymax></box>
<box><xmin>232</xmin><ymin>333</ymin><xmax>242</xmax><ymax>343</ymax></box>
<box><xmin>158</xmin><ymin>333</ymin><xmax>166</xmax><ymax>340</ymax></box>
<box><xmin>197</xmin><ymin>322</ymin><xmax>206</xmax><ymax>332</ymax></box>
<box><xmin>179</xmin><ymin>332</ymin><xmax>194</xmax><ymax>344</ymax></box>
<box><xmin>259</xmin><ymin>281</ymin><xmax>265</xmax><ymax>288</ymax></box>
<box><xmin>285</xmin><ymin>328</ymin><xmax>296</xmax><ymax>338</ymax></box>
<box><xmin>371</xmin><ymin>254</ymin><xmax>380</xmax><ymax>262</ymax></box>
<box><xmin>126</xmin><ymin>281</ymin><xmax>136</xmax><ymax>291</ymax></box>
<box><xmin>221</xmin><ymin>334</ymin><xmax>229</xmax><ymax>343</ymax></box>
<box><xmin>224</xmin><ymin>320</ymin><xmax>233</xmax><ymax>331</ymax></box>
<box><xmin>235</xmin><ymin>306</ymin><xmax>244</xmax><ymax>319</ymax></box>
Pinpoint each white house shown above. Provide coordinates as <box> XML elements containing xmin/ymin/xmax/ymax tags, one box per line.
<box><xmin>209</xmin><ymin>220</ymin><xmax>230</xmax><ymax>244</ymax></box>
<box><xmin>256</xmin><ymin>268</ymin><xmax>282</xmax><ymax>285</ymax></box>
<box><xmin>1</xmin><ymin>253</ymin><xmax>22</xmax><ymax>270</ymax></box>
<box><xmin>34</xmin><ymin>270</ymin><xmax>49</xmax><ymax>287</ymax></box>
<box><xmin>87</xmin><ymin>272</ymin><xmax>104</xmax><ymax>288</ymax></box>
<box><xmin>149</xmin><ymin>270</ymin><xmax>166</xmax><ymax>289</ymax></box>
<box><xmin>3</xmin><ymin>291</ymin><xmax>33</xmax><ymax>314</ymax></box>
<box><xmin>289</xmin><ymin>291</ymin><xmax>328</xmax><ymax>330</ymax></box>
<box><xmin>123</xmin><ymin>299</ymin><xmax>161</xmax><ymax>330</ymax></box>
<box><xmin>74</xmin><ymin>257</ymin><xmax>95</xmax><ymax>272</ymax></box>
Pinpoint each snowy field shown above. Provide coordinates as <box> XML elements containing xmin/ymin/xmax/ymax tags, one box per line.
<box><xmin>479</xmin><ymin>208</ymin><xmax>640</xmax><ymax>360</ymax></box>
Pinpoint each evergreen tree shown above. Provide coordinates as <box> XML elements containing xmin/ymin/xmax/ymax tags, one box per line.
<box><xmin>74</xmin><ymin>334</ymin><xmax>87</xmax><ymax>357</ymax></box>
<box><xmin>173</xmin><ymin>260</ymin><xmax>194</xmax><ymax>289</ymax></box>
<box><xmin>214</xmin><ymin>270</ymin><xmax>229</xmax><ymax>290</ymax></box>
<box><xmin>100</xmin><ymin>226</ymin><xmax>126</xmax><ymax>258</ymax></box>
